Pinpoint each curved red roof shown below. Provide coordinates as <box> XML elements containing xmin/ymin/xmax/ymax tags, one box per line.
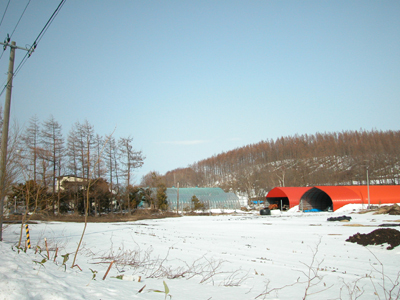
<box><xmin>266</xmin><ymin>187</ymin><xmax>312</xmax><ymax>208</ymax></box>
<box><xmin>315</xmin><ymin>186</ymin><xmax>361</xmax><ymax>211</ymax></box>
<box><xmin>346</xmin><ymin>185</ymin><xmax>400</xmax><ymax>206</ymax></box>
<box><xmin>266</xmin><ymin>185</ymin><xmax>400</xmax><ymax>211</ymax></box>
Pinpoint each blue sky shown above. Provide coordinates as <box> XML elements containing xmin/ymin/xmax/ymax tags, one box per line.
<box><xmin>0</xmin><ymin>1</ymin><xmax>399</xmax><ymax>183</ymax></box>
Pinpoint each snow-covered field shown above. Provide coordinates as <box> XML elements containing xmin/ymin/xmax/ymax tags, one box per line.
<box><xmin>1</xmin><ymin>206</ymin><xmax>400</xmax><ymax>300</ymax></box>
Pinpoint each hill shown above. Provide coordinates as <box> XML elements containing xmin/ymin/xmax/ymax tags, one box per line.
<box><xmin>160</xmin><ymin>130</ymin><xmax>400</xmax><ymax>201</ymax></box>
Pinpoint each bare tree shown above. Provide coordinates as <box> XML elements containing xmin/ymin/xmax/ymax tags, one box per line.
<box><xmin>21</xmin><ymin>115</ymin><xmax>40</xmax><ymax>182</ymax></box>
<box><xmin>0</xmin><ymin>117</ymin><xmax>24</xmax><ymax>240</ymax></box>
<box><xmin>94</xmin><ymin>134</ymin><xmax>106</xmax><ymax>179</ymax></box>
<box><xmin>160</xmin><ymin>129</ymin><xmax>400</xmax><ymax>192</ymax></box>
<box><xmin>71</xmin><ymin>133</ymin><xmax>112</xmax><ymax>268</ymax></box>
<box><xmin>104</xmin><ymin>135</ymin><xmax>117</xmax><ymax>192</ymax></box>
<box><xmin>118</xmin><ymin>136</ymin><xmax>145</xmax><ymax>213</ymax></box>
<box><xmin>66</xmin><ymin>120</ymin><xmax>95</xmax><ymax>214</ymax></box>
<box><xmin>80</xmin><ymin>120</ymin><xmax>95</xmax><ymax>213</ymax></box>
<box><xmin>41</xmin><ymin>115</ymin><xmax>64</xmax><ymax>214</ymax></box>
<box><xmin>66</xmin><ymin>125</ymin><xmax>79</xmax><ymax>176</ymax></box>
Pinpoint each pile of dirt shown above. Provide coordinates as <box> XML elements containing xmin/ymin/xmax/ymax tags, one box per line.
<box><xmin>373</xmin><ymin>204</ymin><xmax>400</xmax><ymax>215</ymax></box>
<box><xmin>346</xmin><ymin>228</ymin><xmax>400</xmax><ymax>250</ymax></box>
<box><xmin>327</xmin><ymin>215</ymin><xmax>352</xmax><ymax>222</ymax></box>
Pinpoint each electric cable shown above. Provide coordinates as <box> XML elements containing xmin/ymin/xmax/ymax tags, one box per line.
<box><xmin>9</xmin><ymin>0</ymin><xmax>31</xmax><ymax>39</ymax></box>
<box><xmin>0</xmin><ymin>0</ymin><xmax>31</xmax><ymax>62</ymax></box>
<box><xmin>0</xmin><ymin>0</ymin><xmax>11</xmax><ymax>29</ymax></box>
<box><xmin>14</xmin><ymin>0</ymin><xmax>66</xmax><ymax>76</ymax></box>
<box><xmin>0</xmin><ymin>0</ymin><xmax>12</xmax><ymax>61</ymax></box>
<box><xmin>0</xmin><ymin>0</ymin><xmax>67</xmax><ymax>98</ymax></box>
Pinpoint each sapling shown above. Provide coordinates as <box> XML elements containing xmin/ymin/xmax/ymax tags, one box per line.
<box><xmin>152</xmin><ymin>281</ymin><xmax>172</xmax><ymax>300</ymax></box>
<box><xmin>255</xmin><ymin>238</ymin><xmax>333</xmax><ymax>300</ymax></box>
<box><xmin>61</xmin><ymin>253</ymin><xmax>69</xmax><ymax>271</ymax></box>
<box><xmin>71</xmin><ymin>131</ymin><xmax>113</xmax><ymax>268</ymax></box>
<box><xmin>33</xmin><ymin>257</ymin><xmax>48</xmax><ymax>274</ymax></box>
<box><xmin>366</xmin><ymin>247</ymin><xmax>400</xmax><ymax>300</ymax></box>
<box><xmin>89</xmin><ymin>268</ymin><xmax>98</xmax><ymax>280</ymax></box>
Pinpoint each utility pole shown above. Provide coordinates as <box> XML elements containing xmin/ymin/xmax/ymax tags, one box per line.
<box><xmin>367</xmin><ymin>166</ymin><xmax>370</xmax><ymax>209</ymax></box>
<box><xmin>0</xmin><ymin>40</ymin><xmax>31</xmax><ymax>241</ymax></box>
<box><xmin>176</xmin><ymin>181</ymin><xmax>179</xmax><ymax>214</ymax></box>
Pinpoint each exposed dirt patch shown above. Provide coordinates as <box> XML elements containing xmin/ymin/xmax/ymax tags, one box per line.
<box><xmin>343</xmin><ymin>224</ymin><xmax>375</xmax><ymax>227</ymax></box>
<box><xmin>373</xmin><ymin>204</ymin><xmax>400</xmax><ymax>215</ymax></box>
<box><xmin>346</xmin><ymin>228</ymin><xmax>400</xmax><ymax>250</ymax></box>
<box><xmin>379</xmin><ymin>224</ymin><xmax>400</xmax><ymax>227</ymax></box>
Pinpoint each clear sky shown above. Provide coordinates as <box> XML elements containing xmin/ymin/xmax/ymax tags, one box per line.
<box><xmin>0</xmin><ymin>1</ymin><xmax>399</xmax><ymax>183</ymax></box>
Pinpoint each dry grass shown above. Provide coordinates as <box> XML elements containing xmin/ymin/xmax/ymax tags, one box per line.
<box><xmin>183</xmin><ymin>211</ymin><xmax>214</xmax><ymax>216</ymax></box>
<box><xmin>4</xmin><ymin>209</ymin><xmax>241</xmax><ymax>223</ymax></box>
<box><xmin>4</xmin><ymin>210</ymin><xmax>181</xmax><ymax>223</ymax></box>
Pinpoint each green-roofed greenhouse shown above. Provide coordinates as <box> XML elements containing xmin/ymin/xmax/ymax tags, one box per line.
<box><xmin>163</xmin><ymin>187</ymin><xmax>241</xmax><ymax>210</ymax></box>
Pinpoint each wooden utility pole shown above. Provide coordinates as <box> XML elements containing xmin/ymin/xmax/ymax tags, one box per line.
<box><xmin>0</xmin><ymin>41</ymin><xmax>31</xmax><ymax>241</ymax></box>
<box><xmin>177</xmin><ymin>181</ymin><xmax>179</xmax><ymax>214</ymax></box>
<box><xmin>0</xmin><ymin>41</ymin><xmax>16</xmax><ymax>241</ymax></box>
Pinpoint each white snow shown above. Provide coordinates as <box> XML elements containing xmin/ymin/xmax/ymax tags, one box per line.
<box><xmin>1</xmin><ymin>206</ymin><xmax>400</xmax><ymax>299</ymax></box>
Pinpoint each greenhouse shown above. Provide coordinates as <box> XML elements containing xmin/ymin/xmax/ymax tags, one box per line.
<box><xmin>265</xmin><ymin>185</ymin><xmax>400</xmax><ymax>211</ymax></box>
<box><xmin>164</xmin><ymin>187</ymin><xmax>241</xmax><ymax>210</ymax></box>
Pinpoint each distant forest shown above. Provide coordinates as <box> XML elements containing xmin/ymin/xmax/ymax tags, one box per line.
<box><xmin>160</xmin><ymin>130</ymin><xmax>400</xmax><ymax>200</ymax></box>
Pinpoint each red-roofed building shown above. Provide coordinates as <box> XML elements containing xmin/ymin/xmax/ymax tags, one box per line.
<box><xmin>265</xmin><ymin>185</ymin><xmax>400</xmax><ymax>211</ymax></box>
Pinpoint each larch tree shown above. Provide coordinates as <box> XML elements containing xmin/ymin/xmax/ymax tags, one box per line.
<box><xmin>118</xmin><ymin>136</ymin><xmax>145</xmax><ymax>213</ymax></box>
<box><xmin>66</xmin><ymin>121</ymin><xmax>95</xmax><ymax>214</ymax></box>
<box><xmin>66</xmin><ymin>125</ymin><xmax>79</xmax><ymax>176</ymax></box>
<box><xmin>41</xmin><ymin>115</ymin><xmax>64</xmax><ymax>214</ymax></box>
<box><xmin>80</xmin><ymin>120</ymin><xmax>95</xmax><ymax>212</ymax></box>
<box><xmin>93</xmin><ymin>134</ymin><xmax>106</xmax><ymax>179</ymax></box>
<box><xmin>1</xmin><ymin>120</ymin><xmax>23</xmax><ymax>199</ymax></box>
<box><xmin>21</xmin><ymin>115</ymin><xmax>40</xmax><ymax>182</ymax></box>
<box><xmin>104</xmin><ymin>135</ymin><xmax>117</xmax><ymax>191</ymax></box>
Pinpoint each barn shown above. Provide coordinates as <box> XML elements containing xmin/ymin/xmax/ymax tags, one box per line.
<box><xmin>265</xmin><ymin>185</ymin><xmax>400</xmax><ymax>211</ymax></box>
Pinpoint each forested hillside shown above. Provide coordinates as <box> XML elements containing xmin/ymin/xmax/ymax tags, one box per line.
<box><xmin>161</xmin><ymin>130</ymin><xmax>400</xmax><ymax>200</ymax></box>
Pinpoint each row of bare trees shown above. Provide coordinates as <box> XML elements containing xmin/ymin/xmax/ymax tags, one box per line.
<box><xmin>161</xmin><ymin>130</ymin><xmax>400</xmax><ymax>201</ymax></box>
<box><xmin>2</xmin><ymin>113</ymin><xmax>145</xmax><ymax>215</ymax></box>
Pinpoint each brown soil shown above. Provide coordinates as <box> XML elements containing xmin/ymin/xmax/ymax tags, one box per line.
<box><xmin>373</xmin><ymin>204</ymin><xmax>400</xmax><ymax>215</ymax></box>
<box><xmin>4</xmin><ymin>210</ymin><xmax>181</xmax><ymax>223</ymax></box>
<box><xmin>346</xmin><ymin>228</ymin><xmax>400</xmax><ymax>250</ymax></box>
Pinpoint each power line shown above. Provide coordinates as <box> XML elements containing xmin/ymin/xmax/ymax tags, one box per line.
<box><xmin>32</xmin><ymin>0</ymin><xmax>66</xmax><ymax>48</ymax></box>
<box><xmin>0</xmin><ymin>0</ymin><xmax>12</xmax><ymax>61</ymax></box>
<box><xmin>10</xmin><ymin>0</ymin><xmax>32</xmax><ymax>39</ymax></box>
<box><xmin>0</xmin><ymin>0</ymin><xmax>11</xmax><ymax>29</ymax></box>
<box><xmin>0</xmin><ymin>0</ymin><xmax>31</xmax><ymax>62</ymax></box>
<box><xmin>0</xmin><ymin>0</ymin><xmax>67</xmax><ymax>98</ymax></box>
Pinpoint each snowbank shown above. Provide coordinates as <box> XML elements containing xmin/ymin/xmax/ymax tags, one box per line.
<box><xmin>1</xmin><ymin>211</ymin><xmax>400</xmax><ymax>299</ymax></box>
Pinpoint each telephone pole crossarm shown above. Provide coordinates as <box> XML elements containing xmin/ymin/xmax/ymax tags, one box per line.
<box><xmin>0</xmin><ymin>41</ymin><xmax>31</xmax><ymax>52</ymax></box>
<box><xmin>0</xmin><ymin>40</ymin><xmax>35</xmax><ymax>58</ymax></box>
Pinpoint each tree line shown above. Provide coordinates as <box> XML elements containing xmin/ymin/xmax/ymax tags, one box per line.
<box><xmin>160</xmin><ymin>130</ymin><xmax>400</xmax><ymax>202</ymax></box>
<box><xmin>1</xmin><ymin>113</ymin><xmax>149</xmax><ymax>215</ymax></box>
